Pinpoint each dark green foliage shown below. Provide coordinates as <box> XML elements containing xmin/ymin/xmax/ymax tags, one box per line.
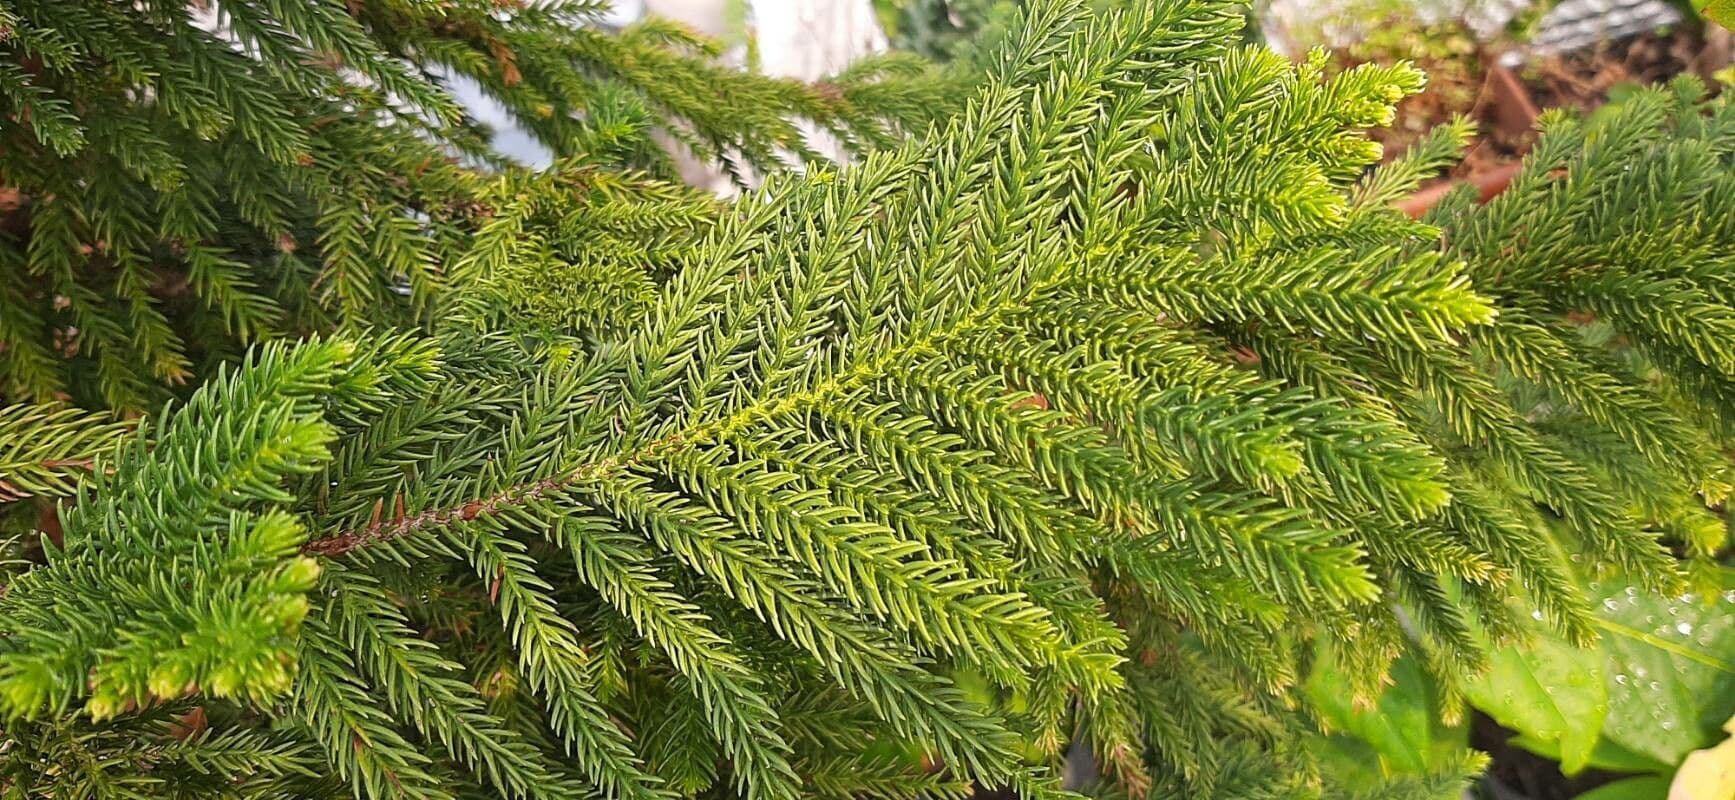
<box><xmin>0</xmin><ymin>0</ymin><xmax>942</xmax><ymax>412</ymax></box>
<box><xmin>451</xmin><ymin>162</ymin><xmax>720</xmax><ymax>343</ymax></box>
<box><xmin>0</xmin><ymin>0</ymin><xmax>1732</xmax><ymax>798</ymax></box>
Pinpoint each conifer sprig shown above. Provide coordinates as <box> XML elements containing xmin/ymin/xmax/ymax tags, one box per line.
<box><xmin>0</xmin><ymin>1</ymin><xmax>1731</xmax><ymax>798</ymax></box>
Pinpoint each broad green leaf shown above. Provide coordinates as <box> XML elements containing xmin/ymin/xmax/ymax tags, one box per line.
<box><xmin>1573</xmin><ymin>776</ymin><xmax>1671</xmax><ymax>800</ymax></box>
<box><xmin>1310</xmin><ymin>734</ymin><xmax>1387</xmax><ymax>788</ymax></box>
<box><xmin>1306</xmin><ymin>648</ymin><xmax>1467</xmax><ymax>776</ymax></box>
<box><xmin>1465</xmin><ymin>629</ymin><xmax>1607</xmax><ymax>774</ymax></box>
<box><xmin>1312</xmin><ymin>735</ymin><xmax>1487</xmax><ymax>800</ymax></box>
<box><xmin>1593</xmin><ymin>577</ymin><xmax>1735</xmax><ymax>766</ymax></box>
<box><xmin>1508</xmin><ymin>733</ymin><xmax>1672</xmax><ymax>775</ymax></box>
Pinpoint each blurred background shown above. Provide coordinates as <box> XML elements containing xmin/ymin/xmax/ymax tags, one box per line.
<box><xmin>539</xmin><ymin>0</ymin><xmax>1729</xmax><ymax>213</ymax></box>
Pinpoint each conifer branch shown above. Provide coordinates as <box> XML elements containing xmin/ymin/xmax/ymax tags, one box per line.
<box><xmin>1</xmin><ymin>2</ymin><xmax>1731</xmax><ymax>798</ymax></box>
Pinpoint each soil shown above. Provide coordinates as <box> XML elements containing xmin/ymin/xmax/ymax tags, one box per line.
<box><xmin>1356</xmin><ymin>24</ymin><xmax>1730</xmax><ymax>212</ymax></box>
<box><xmin>1522</xmin><ymin>27</ymin><xmax>1722</xmax><ymax>111</ymax></box>
<box><xmin>1374</xmin><ymin>24</ymin><xmax>1730</xmax><ymax>223</ymax></box>
<box><xmin>1470</xmin><ymin>713</ymin><xmax>1635</xmax><ymax>800</ymax></box>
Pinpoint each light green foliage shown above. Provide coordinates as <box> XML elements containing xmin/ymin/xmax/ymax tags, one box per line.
<box><xmin>0</xmin><ymin>336</ymin><xmax>439</xmax><ymax>721</ymax></box>
<box><xmin>0</xmin><ymin>0</ymin><xmax>1732</xmax><ymax>798</ymax></box>
<box><xmin>0</xmin><ymin>403</ymin><xmax>132</xmax><ymax>502</ymax></box>
<box><xmin>1308</xmin><ymin>649</ymin><xmax>1478</xmax><ymax>781</ymax></box>
<box><xmin>0</xmin><ymin>0</ymin><xmax>943</xmax><ymax>414</ymax></box>
<box><xmin>1695</xmin><ymin>0</ymin><xmax>1733</xmax><ymax>28</ymax></box>
<box><xmin>1342</xmin><ymin>76</ymin><xmax>1735</xmax><ymax>786</ymax></box>
<box><xmin>1466</xmin><ymin>619</ymin><xmax>1608</xmax><ymax>773</ymax></box>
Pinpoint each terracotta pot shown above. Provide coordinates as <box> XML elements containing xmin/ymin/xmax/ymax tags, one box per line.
<box><xmin>1396</xmin><ymin>160</ymin><xmax>1523</xmax><ymax>218</ymax></box>
<box><xmin>1397</xmin><ymin>59</ymin><xmax>1536</xmax><ymax>218</ymax></box>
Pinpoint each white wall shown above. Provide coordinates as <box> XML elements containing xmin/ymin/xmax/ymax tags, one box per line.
<box><xmin>453</xmin><ymin>0</ymin><xmax>889</xmax><ymax>178</ymax></box>
<box><xmin>750</xmin><ymin>0</ymin><xmax>887</xmax><ymax>82</ymax></box>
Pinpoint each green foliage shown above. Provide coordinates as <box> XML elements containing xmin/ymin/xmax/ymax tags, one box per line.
<box><xmin>1307</xmin><ymin>649</ymin><xmax>1480</xmax><ymax>783</ymax></box>
<box><xmin>1695</xmin><ymin>0</ymin><xmax>1733</xmax><ymax>28</ymax></box>
<box><xmin>875</xmin><ymin>0</ymin><xmax>1015</xmax><ymax>59</ymax></box>
<box><xmin>0</xmin><ymin>0</ymin><xmax>1733</xmax><ymax>798</ymax></box>
<box><xmin>450</xmin><ymin>161</ymin><xmax>721</xmax><ymax>343</ymax></box>
<box><xmin>1466</xmin><ymin>615</ymin><xmax>1609</xmax><ymax>773</ymax></box>
<box><xmin>0</xmin><ymin>0</ymin><xmax>943</xmax><ymax>413</ymax></box>
<box><xmin>0</xmin><ymin>336</ymin><xmax>439</xmax><ymax>721</ymax></box>
<box><xmin>0</xmin><ymin>403</ymin><xmax>132</xmax><ymax>502</ymax></box>
<box><xmin>1358</xmin><ymin>574</ymin><xmax>1732</xmax><ymax>788</ymax></box>
<box><xmin>1596</xmin><ymin>578</ymin><xmax>1735</xmax><ymax>767</ymax></box>
<box><xmin>1574</xmin><ymin>776</ymin><xmax>1674</xmax><ymax>800</ymax></box>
